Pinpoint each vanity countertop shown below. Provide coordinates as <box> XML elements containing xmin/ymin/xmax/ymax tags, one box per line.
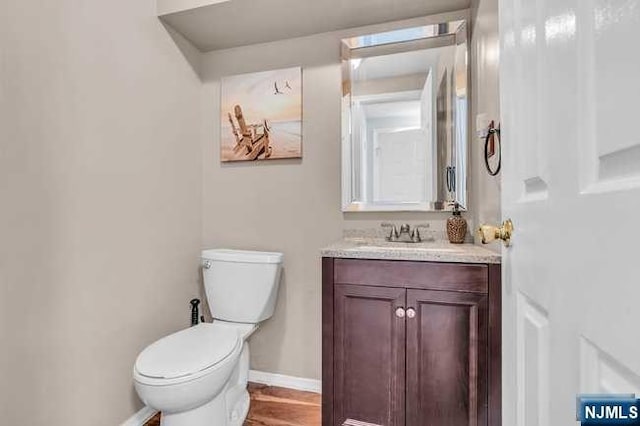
<box><xmin>321</xmin><ymin>238</ymin><xmax>501</xmax><ymax>264</ymax></box>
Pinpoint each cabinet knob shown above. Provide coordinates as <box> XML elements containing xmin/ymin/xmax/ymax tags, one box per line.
<box><xmin>406</xmin><ymin>308</ymin><xmax>416</xmax><ymax>319</ymax></box>
<box><xmin>395</xmin><ymin>307</ymin><xmax>406</xmax><ymax>318</ymax></box>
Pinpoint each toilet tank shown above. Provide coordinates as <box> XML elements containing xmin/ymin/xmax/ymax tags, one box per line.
<box><xmin>201</xmin><ymin>249</ymin><xmax>283</xmax><ymax>324</ymax></box>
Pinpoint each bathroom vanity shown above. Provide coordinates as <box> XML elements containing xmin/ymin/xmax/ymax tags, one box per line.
<box><xmin>327</xmin><ymin>13</ymin><xmax>500</xmax><ymax>425</ymax></box>
<box><xmin>321</xmin><ymin>240</ymin><xmax>501</xmax><ymax>426</ymax></box>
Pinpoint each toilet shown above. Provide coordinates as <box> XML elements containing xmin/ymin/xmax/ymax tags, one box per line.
<box><xmin>133</xmin><ymin>249</ymin><xmax>283</xmax><ymax>426</ymax></box>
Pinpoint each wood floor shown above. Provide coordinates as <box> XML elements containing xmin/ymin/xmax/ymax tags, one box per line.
<box><xmin>144</xmin><ymin>383</ymin><xmax>321</xmax><ymax>426</ymax></box>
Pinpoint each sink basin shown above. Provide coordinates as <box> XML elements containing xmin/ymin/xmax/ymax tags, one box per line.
<box><xmin>352</xmin><ymin>240</ymin><xmax>462</xmax><ymax>253</ymax></box>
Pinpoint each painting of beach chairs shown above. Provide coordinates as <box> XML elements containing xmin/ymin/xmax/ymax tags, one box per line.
<box><xmin>220</xmin><ymin>67</ymin><xmax>302</xmax><ymax>162</ymax></box>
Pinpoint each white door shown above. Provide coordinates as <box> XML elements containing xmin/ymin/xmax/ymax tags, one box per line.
<box><xmin>500</xmin><ymin>0</ymin><xmax>640</xmax><ymax>425</ymax></box>
<box><xmin>373</xmin><ymin>128</ymin><xmax>426</xmax><ymax>203</ymax></box>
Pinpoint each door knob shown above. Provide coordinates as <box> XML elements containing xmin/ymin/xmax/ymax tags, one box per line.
<box><xmin>406</xmin><ymin>308</ymin><xmax>416</xmax><ymax>319</ymax></box>
<box><xmin>477</xmin><ymin>219</ymin><xmax>514</xmax><ymax>246</ymax></box>
<box><xmin>395</xmin><ymin>307</ymin><xmax>406</xmax><ymax>318</ymax></box>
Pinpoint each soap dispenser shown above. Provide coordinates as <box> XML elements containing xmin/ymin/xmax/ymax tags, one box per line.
<box><xmin>447</xmin><ymin>202</ymin><xmax>467</xmax><ymax>244</ymax></box>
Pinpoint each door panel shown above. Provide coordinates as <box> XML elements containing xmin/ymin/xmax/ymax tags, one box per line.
<box><xmin>516</xmin><ymin>293</ymin><xmax>550</xmax><ymax>426</ymax></box>
<box><xmin>406</xmin><ymin>289</ymin><xmax>488</xmax><ymax>426</ymax></box>
<box><xmin>577</xmin><ymin>0</ymin><xmax>640</xmax><ymax>194</ymax></box>
<box><xmin>500</xmin><ymin>0</ymin><xmax>640</xmax><ymax>424</ymax></box>
<box><xmin>334</xmin><ymin>284</ymin><xmax>406</xmax><ymax>426</ymax></box>
<box><xmin>580</xmin><ymin>338</ymin><xmax>640</xmax><ymax>394</ymax></box>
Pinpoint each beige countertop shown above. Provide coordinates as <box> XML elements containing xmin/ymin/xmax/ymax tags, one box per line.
<box><xmin>321</xmin><ymin>238</ymin><xmax>502</xmax><ymax>264</ymax></box>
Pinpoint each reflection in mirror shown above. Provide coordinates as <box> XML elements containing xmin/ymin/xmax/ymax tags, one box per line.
<box><xmin>342</xmin><ymin>21</ymin><xmax>468</xmax><ymax>212</ymax></box>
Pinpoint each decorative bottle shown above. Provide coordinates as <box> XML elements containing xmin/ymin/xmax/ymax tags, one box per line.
<box><xmin>447</xmin><ymin>203</ymin><xmax>467</xmax><ymax>244</ymax></box>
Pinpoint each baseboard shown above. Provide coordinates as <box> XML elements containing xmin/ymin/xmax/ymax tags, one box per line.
<box><xmin>120</xmin><ymin>406</ymin><xmax>158</xmax><ymax>426</ymax></box>
<box><xmin>120</xmin><ymin>372</ymin><xmax>318</xmax><ymax>425</ymax></box>
<box><xmin>249</xmin><ymin>369</ymin><xmax>322</xmax><ymax>394</ymax></box>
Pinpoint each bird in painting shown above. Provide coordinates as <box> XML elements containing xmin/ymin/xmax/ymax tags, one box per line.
<box><xmin>285</xmin><ymin>80</ymin><xmax>292</xmax><ymax>90</ymax></box>
<box><xmin>274</xmin><ymin>82</ymin><xmax>284</xmax><ymax>95</ymax></box>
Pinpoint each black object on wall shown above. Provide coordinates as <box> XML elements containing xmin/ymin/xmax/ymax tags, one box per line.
<box><xmin>190</xmin><ymin>299</ymin><xmax>201</xmax><ymax>326</ymax></box>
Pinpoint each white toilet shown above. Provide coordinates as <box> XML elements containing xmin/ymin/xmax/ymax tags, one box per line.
<box><xmin>133</xmin><ymin>249</ymin><xmax>283</xmax><ymax>426</ymax></box>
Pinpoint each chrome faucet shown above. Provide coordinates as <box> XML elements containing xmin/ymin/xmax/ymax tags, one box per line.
<box><xmin>381</xmin><ymin>223</ymin><xmax>430</xmax><ymax>243</ymax></box>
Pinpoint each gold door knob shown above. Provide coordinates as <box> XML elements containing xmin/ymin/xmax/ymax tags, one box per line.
<box><xmin>477</xmin><ymin>219</ymin><xmax>514</xmax><ymax>246</ymax></box>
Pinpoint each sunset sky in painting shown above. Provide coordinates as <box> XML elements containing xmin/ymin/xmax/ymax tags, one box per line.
<box><xmin>221</xmin><ymin>67</ymin><xmax>302</xmax><ymax>124</ymax></box>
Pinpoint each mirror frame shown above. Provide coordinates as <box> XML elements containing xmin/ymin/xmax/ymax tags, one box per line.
<box><xmin>341</xmin><ymin>18</ymin><xmax>470</xmax><ymax>212</ymax></box>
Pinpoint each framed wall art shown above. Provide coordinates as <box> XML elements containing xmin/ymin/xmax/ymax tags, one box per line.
<box><xmin>220</xmin><ymin>67</ymin><xmax>302</xmax><ymax>162</ymax></box>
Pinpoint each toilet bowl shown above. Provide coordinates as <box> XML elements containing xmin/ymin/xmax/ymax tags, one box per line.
<box><xmin>133</xmin><ymin>249</ymin><xmax>283</xmax><ymax>426</ymax></box>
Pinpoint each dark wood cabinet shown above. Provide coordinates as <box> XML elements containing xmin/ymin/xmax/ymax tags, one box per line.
<box><xmin>406</xmin><ymin>289</ymin><xmax>488</xmax><ymax>426</ymax></box>
<box><xmin>334</xmin><ymin>285</ymin><xmax>406</xmax><ymax>426</ymax></box>
<box><xmin>323</xmin><ymin>258</ymin><xmax>501</xmax><ymax>426</ymax></box>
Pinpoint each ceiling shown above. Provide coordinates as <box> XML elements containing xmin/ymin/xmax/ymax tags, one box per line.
<box><xmin>159</xmin><ymin>0</ymin><xmax>470</xmax><ymax>51</ymax></box>
<box><xmin>354</xmin><ymin>46</ymin><xmax>453</xmax><ymax>81</ymax></box>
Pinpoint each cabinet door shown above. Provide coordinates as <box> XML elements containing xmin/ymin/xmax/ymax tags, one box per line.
<box><xmin>334</xmin><ymin>284</ymin><xmax>406</xmax><ymax>426</ymax></box>
<box><xmin>406</xmin><ymin>289</ymin><xmax>488</xmax><ymax>426</ymax></box>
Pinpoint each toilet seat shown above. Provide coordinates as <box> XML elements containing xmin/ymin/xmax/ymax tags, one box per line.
<box><xmin>134</xmin><ymin>323</ymin><xmax>242</xmax><ymax>386</ymax></box>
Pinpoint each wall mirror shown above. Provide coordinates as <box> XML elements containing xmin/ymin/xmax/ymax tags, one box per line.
<box><xmin>341</xmin><ymin>20</ymin><xmax>469</xmax><ymax>212</ymax></box>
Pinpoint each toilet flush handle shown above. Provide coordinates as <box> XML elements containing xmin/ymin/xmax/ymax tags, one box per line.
<box><xmin>203</xmin><ymin>260</ymin><xmax>212</xmax><ymax>269</ymax></box>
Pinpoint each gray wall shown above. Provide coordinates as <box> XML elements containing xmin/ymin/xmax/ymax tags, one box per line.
<box><xmin>200</xmin><ymin>11</ymin><xmax>488</xmax><ymax>381</ymax></box>
<box><xmin>0</xmin><ymin>0</ymin><xmax>203</xmax><ymax>424</ymax></box>
<box><xmin>201</xmin><ymin>33</ymin><xmax>344</xmax><ymax>381</ymax></box>
<box><xmin>470</xmin><ymin>0</ymin><xmax>502</xmax><ymax>232</ymax></box>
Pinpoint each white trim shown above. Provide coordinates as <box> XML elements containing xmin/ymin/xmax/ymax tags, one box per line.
<box><xmin>248</xmin><ymin>370</ymin><xmax>321</xmax><ymax>394</ymax></box>
<box><xmin>120</xmin><ymin>406</ymin><xmax>158</xmax><ymax>426</ymax></box>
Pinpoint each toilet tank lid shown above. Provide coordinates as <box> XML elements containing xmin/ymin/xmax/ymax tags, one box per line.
<box><xmin>201</xmin><ymin>249</ymin><xmax>283</xmax><ymax>264</ymax></box>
